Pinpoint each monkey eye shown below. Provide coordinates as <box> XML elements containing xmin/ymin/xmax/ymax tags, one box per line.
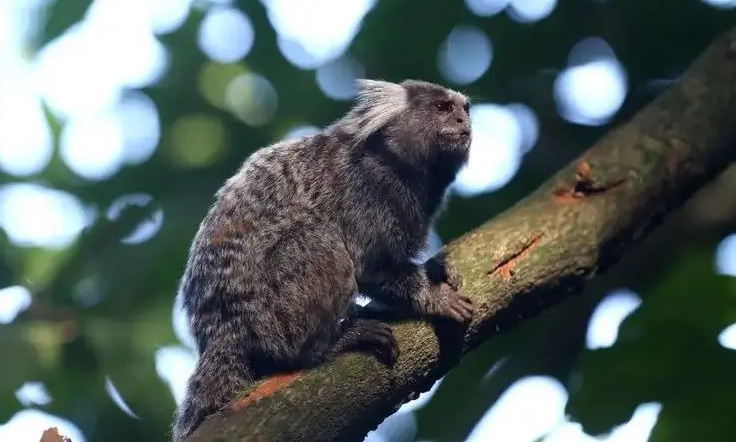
<box><xmin>435</xmin><ymin>101</ymin><xmax>453</xmax><ymax>113</ymax></box>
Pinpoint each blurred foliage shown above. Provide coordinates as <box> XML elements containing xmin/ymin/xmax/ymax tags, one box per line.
<box><xmin>2</xmin><ymin>0</ymin><xmax>736</xmax><ymax>441</ymax></box>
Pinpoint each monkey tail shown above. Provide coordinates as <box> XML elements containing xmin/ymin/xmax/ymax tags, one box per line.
<box><xmin>171</xmin><ymin>338</ymin><xmax>254</xmax><ymax>442</ymax></box>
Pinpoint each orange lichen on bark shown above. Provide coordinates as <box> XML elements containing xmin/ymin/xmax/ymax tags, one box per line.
<box><xmin>553</xmin><ymin>161</ymin><xmax>626</xmax><ymax>203</ymax></box>
<box><xmin>231</xmin><ymin>372</ymin><xmax>305</xmax><ymax>411</ymax></box>
<box><xmin>488</xmin><ymin>235</ymin><xmax>544</xmax><ymax>280</ymax></box>
<box><xmin>39</xmin><ymin>428</ymin><xmax>71</xmax><ymax>442</ymax></box>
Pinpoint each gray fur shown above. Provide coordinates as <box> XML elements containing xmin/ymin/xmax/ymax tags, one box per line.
<box><xmin>171</xmin><ymin>78</ymin><xmax>473</xmax><ymax>442</ymax></box>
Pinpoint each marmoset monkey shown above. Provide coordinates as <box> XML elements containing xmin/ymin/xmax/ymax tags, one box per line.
<box><xmin>172</xmin><ymin>79</ymin><xmax>474</xmax><ymax>442</ymax></box>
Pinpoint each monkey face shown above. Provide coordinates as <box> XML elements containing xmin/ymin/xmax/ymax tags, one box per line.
<box><xmin>433</xmin><ymin>94</ymin><xmax>472</xmax><ymax>149</ymax></box>
<box><xmin>399</xmin><ymin>80</ymin><xmax>472</xmax><ymax>154</ymax></box>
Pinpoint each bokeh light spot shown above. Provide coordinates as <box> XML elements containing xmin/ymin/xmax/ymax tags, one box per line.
<box><xmin>147</xmin><ymin>0</ymin><xmax>194</xmax><ymax>35</ymax></box>
<box><xmin>15</xmin><ymin>382</ymin><xmax>52</xmax><ymax>407</ymax></box>
<box><xmin>586</xmin><ymin>288</ymin><xmax>642</xmax><ymax>350</ymax></box>
<box><xmin>396</xmin><ymin>378</ymin><xmax>443</xmax><ymax>413</ymax></box>
<box><xmin>702</xmin><ymin>0</ymin><xmax>736</xmax><ymax>9</ymax></box>
<box><xmin>316</xmin><ymin>56</ymin><xmax>365</xmax><ymax>100</ymax></box>
<box><xmin>225</xmin><ymin>73</ymin><xmax>279</xmax><ymax>127</ymax></box>
<box><xmin>464</xmin><ymin>0</ymin><xmax>510</xmax><ymax>16</ymax></box>
<box><xmin>171</xmin><ymin>114</ymin><xmax>227</xmax><ymax>167</ymax></box>
<box><xmin>117</xmin><ymin>91</ymin><xmax>162</xmax><ymax>165</ymax></box>
<box><xmin>0</xmin><ymin>184</ymin><xmax>88</xmax><ymax>249</ymax></box>
<box><xmin>508</xmin><ymin>0</ymin><xmax>558</xmax><ymax>23</ymax></box>
<box><xmin>365</xmin><ymin>409</ymin><xmax>417</xmax><ymax>442</ymax></box>
<box><xmin>198</xmin><ymin>62</ymin><xmax>247</xmax><ymax>109</ymax></box>
<box><xmin>32</xmin><ymin>24</ymin><xmax>121</xmax><ymax>120</ymax></box>
<box><xmin>105</xmin><ymin>376</ymin><xmax>140</xmax><ymax>419</ymax></box>
<box><xmin>506</xmin><ymin>103</ymin><xmax>540</xmax><ymax>153</ymax></box>
<box><xmin>60</xmin><ymin>113</ymin><xmax>125</xmax><ymax>181</ymax></box>
<box><xmin>452</xmin><ymin>104</ymin><xmax>524</xmax><ymax>196</ymax></box>
<box><xmin>715</xmin><ymin>233</ymin><xmax>736</xmax><ymax>276</ymax></box>
<box><xmin>106</xmin><ymin>193</ymin><xmax>164</xmax><ymax>245</ymax></box>
<box><xmin>0</xmin><ymin>409</ymin><xmax>86</xmax><ymax>442</ymax></box>
<box><xmin>466</xmin><ymin>376</ymin><xmax>567</xmax><ymax>442</ymax></box>
<box><xmin>554</xmin><ymin>38</ymin><xmax>627</xmax><ymax>125</ymax></box>
<box><xmin>0</xmin><ymin>285</ymin><xmax>32</xmax><ymax>324</ymax></box>
<box><xmin>719</xmin><ymin>322</ymin><xmax>736</xmax><ymax>350</ymax></box>
<box><xmin>156</xmin><ymin>345</ymin><xmax>197</xmax><ymax>405</ymax></box>
<box><xmin>0</xmin><ymin>84</ymin><xmax>53</xmax><ymax>176</ymax></box>
<box><xmin>438</xmin><ymin>25</ymin><xmax>493</xmax><ymax>85</ymax></box>
<box><xmin>73</xmin><ymin>277</ymin><xmax>104</xmax><ymax>308</ymax></box>
<box><xmin>283</xmin><ymin>125</ymin><xmax>321</xmax><ymax>140</ymax></box>
<box><xmin>198</xmin><ymin>6</ymin><xmax>254</xmax><ymax>63</ymax></box>
<box><xmin>173</xmin><ymin>296</ymin><xmax>196</xmax><ymax>350</ymax></box>
<box><xmin>264</xmin><ymin>0</ymin><xmax>377</xmax><ymax>69</ymax></box>
<box><xmin>543</xmin><ymin>403</ymin><xmax>661</xmax><ymax>442</ymax></box>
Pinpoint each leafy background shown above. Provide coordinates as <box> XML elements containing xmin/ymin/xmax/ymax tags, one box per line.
<box><xmin>1</xmin><ymin>0</ymin><xmax>736</xmax><ymax>441</ymax></box>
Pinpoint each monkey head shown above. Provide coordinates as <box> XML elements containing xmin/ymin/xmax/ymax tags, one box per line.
<box><xmin>400</xmin><ymin>79</ymin><xmax>472</xmax><ymax>155</ymax></box>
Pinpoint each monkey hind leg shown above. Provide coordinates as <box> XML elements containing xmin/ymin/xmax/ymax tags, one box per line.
<box><xmin>325</xmin><ymin>318</ymin><xmax>399</xmax><ymax>366</ymax></box>
<box><xmin>171</xmin><ymin>341</ymin><xmax>254</xmax><ymax>442</ymax></box>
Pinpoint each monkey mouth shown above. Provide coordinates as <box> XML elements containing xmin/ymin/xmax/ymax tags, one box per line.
<box><xmin>440</xmin><ymin>129</ymin><xmax>471</xmax><ymax>143</ymax></box>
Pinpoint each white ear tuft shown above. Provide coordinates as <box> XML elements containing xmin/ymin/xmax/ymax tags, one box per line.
<box><xmin>334</xmin><ymin>79</ymin><xmax>408</xmax><ymax>144</ymax></box>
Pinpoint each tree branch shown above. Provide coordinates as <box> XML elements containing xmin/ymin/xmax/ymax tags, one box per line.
<box><xmin>185</xmin><ymin>27</ymin><xmax>736</xmax><ymax>442</ymax></box>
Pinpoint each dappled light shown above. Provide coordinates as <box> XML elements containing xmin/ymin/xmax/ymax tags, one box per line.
<box><xmin>170</xmin><ymin>114</ymin><xmax>227</xmax><ymax>167</ymax></box>
<box><xmin>15</xmin><ymin>382</ymin><xmax>52</xmax><ymax>408</ymax></box>
<box><xmin>265</xmin><ymin>0</ymin><xmax>377</xmax><ymax>69</ymax></box>
<box><xmin>438</xmin><ymin>25</ymin><xmax>493</xmax><ymax>86</ymax></box>
<box><xmin>105</xmin><ymin>377</ymin><xmax>140</xmax><ymax>420</ymax></box>
<box><xmin>197</xmin><ymin>6</ymin><xmax>254</xmax><ymax>64</ymax></box>
<box><xmin>225</xmin><ymin>73</ymin><xmax>279</xmax><ymax>126</ymax></box>
<box><xmin>0</xmin><ymin>285</ymin><xmax>31</xmax><ymax>324</ymax></box>
<box><xmin>0</xmin><ymin>183</ymin><xmax>88</xmax><ymax>248</ymax></box>
<box><xmin>316</xmin><ymin>56</ymin><xmax>365</xmax><ymax>101</ymax></box>
<box><xmin>543</xmin><ymin>403</ymin><xmax>661</xmax><ymax>442</ymax></box>
<box><xmin>283</xmin><ymin>125</ymin><xmax>321</xmax><ymax>140</ymax></box>
<box><xmin>465</xmin><ymin>376</ymin><xmax>567</xmax><ymax>442</ymax></box>
<box><xmin>156</xmin><ymin>346</ymin><xmax>196</xmax><ymax>406</ymax></box>
<box><xmin>105</xmin><ymin>193</ymin><xmax>164</xmax><ymax>245</ymax></box>
<box><xmin>585</xmin><ymin>289</ymin><xmax>642</xmax><ymax>350</ymax></box>
<box><xmin>452</xmin><ymin>103</ymin><xmax>530</xmax><ymax>196</ymax></box>
<box><xmin>0</xmin><ymin>409</ymin><xmax>86</xmax><ymax>442</ymax></box>
<box><xmin>0</xmin><ymin>0</ymin><xmax>734</xmax><ymax>441</ymax></box>
<box><xmin>554</xmin><ymin>38</ymin><xmax>627</xmax><ymax>126</ymax></box>
<box><xmin>715</xmin><ymin>233</ymin><xmax>736</xmax><ymax>276</ymax></box>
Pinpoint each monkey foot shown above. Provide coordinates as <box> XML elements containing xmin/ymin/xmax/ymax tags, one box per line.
<box><xmin>430</xmin><ymin>283</ymin><xmax>473</xmax><ymax>324</ymax></box>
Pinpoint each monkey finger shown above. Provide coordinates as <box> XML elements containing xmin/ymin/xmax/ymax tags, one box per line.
<box><xmin>445</xmin><ymin>268</ymin><xmax>463</xmax><ymax>291</ymax></box>
<box><xmin>374</xmin><ymin>337</ymin><xmax>399</xmax><ymax>366</ymax></box>
<box><xmin>450</xmin><ymin>300</ymin><xmax>474</xmax><ymax>322</ymax></box>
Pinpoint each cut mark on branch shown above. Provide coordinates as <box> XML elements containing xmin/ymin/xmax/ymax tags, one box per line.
<box><xmin>231</xmin><ymin>372</ymin><xmax>305</xmax><ymax>411</ymax></box>
<box><xmin>488</xmin><ymin>235</ymin><xmax>544</xmax><ymax>280</ymax></box>
<box><xmin>553</xmin><ymin>161</ymin><xmax>626</xmax><ymax>203</ymax></box>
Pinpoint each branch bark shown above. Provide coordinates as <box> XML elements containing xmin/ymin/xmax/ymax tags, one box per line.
<box><xmin>186</xmin><ymin>28</ymin><xmax>736</xmax><ymax>442</ymax></box>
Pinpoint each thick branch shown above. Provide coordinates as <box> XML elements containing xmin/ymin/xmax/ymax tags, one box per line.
<box><xmin>186</xmin><ymin>28</ymin><xmax>736</xmax><ymax>442</ymax></box>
